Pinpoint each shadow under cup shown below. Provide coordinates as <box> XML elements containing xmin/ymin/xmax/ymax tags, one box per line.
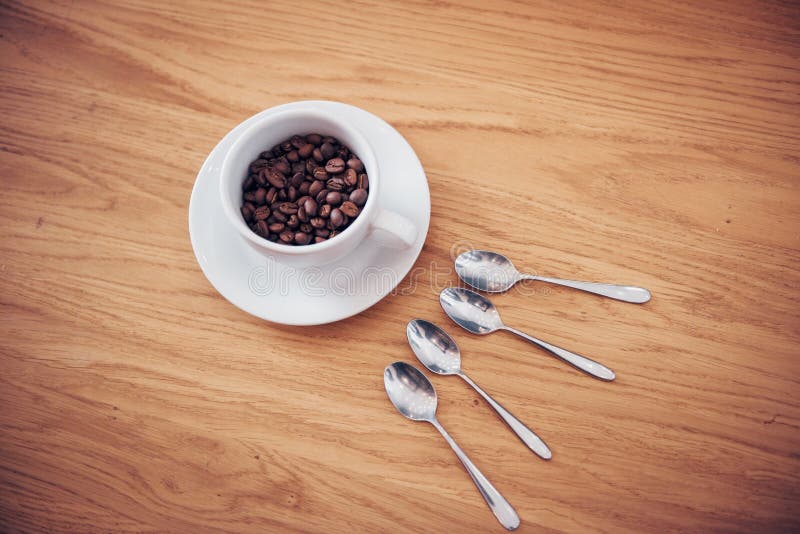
<box><xmin>219</xmin><ymin>109</ymin><xmax>381</xmax><ymax>268</ymax></box>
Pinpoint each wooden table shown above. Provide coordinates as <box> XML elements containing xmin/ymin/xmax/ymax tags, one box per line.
<box><xmin>2</xmin><ymin>0</ymin><xmax>798</xmax><ymax>531</ymax></box>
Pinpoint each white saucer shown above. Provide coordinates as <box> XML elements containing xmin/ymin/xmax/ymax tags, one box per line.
<box><xmin>188</xmin><ymin>101</ymin><xmax>430</xmax><ymax>325</ymax></box>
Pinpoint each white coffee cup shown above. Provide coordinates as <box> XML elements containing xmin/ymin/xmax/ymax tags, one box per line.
<box><xmin>219</xmin><ymin>109</ymin><xmax>417</xmax><ymax>268</ymax></box>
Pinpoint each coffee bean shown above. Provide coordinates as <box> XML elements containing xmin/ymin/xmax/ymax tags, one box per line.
<box><xmin>303</xmin><ymin>198</ymin><xmax>318</xmax><ymax>217</ymax></box>
<box><xmin>290</xmin><ymin>172</ymin><xmax>305</xmax><ymax>188</ymax></box>
<box><xmin>350</xmin><ymin>188</ymin><xmax>368</xmax><ymax>206</ymax></box>
<box><xmin>241</xmin><ymin>203</ymin><xmax>255</xmax><ymax>221</ymax></box>
<box><xmin>266</xmin><ymin>167</ymin><xmax>286</xmax><ymax>188</ymax></box>
<box><xmin>242</xmin><ymin>133</ymin><xmax>369</xmax><ymax>246</ymax></box>
<box><xmin>325</xmin><ymin>158</ymin><xmax>346</xmax><ymax>174</ymax></box>
<box><xmin>326</xmin><ymin>191</ymin><xmax>343</xmax><ymax>206</ymax></box>
<box><xmin>277</xmin><ymin>202</ymin><xmax>298</xmax><ymax>215</ymax></box>
<box><xmin>326</xmin><ymin>177</ymin><xmax>345</xmax><ymax>191</ymax></box>
<box><xmin>290</xmin><ymin>135</ymin><xmax>306</xmax><ymax>149</ymax></box>
<box><xmin>254</xmin><ymin>206</ymin><xmax>271</xmax><ymax>220</ymax></box>
<box><xmin>298</xmin><ymin>143</ymin><xmax>313</xmax><ymax>159</ymax></box>
<box><xmin>330</xmin><ymin>208</ymin><xmax>344</xmax><ymax>228</ymax></box>
<box><xmin>309</xmin><ymin>180</ymin><xmax>325</xmax><ymax>197</ymax></box>
<box><xmin>346</xmin><ymin>158</ymin><xmax>363</xmax><ymax>172</ymax></box>
<box><xmin>344</xmin><ymin>168</ymin><xmax>358</xmax><ymax>187</ymax></box>
<box><xmin>320</xmin><ymin>142</ymin><xmax>335</xmax><ymax>160</ymax></box>
<box><xmin>255</xmin><ymin>220</ymin><xmax>269</xmax><ymax>237</ymax></box>
<box><xmin>340</xmin><ymin>201</ymin><xmax>359</xmax><ymax>217</ymax></box>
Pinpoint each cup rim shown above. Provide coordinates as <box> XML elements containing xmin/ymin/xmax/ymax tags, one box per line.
<box><xmin>219</xmin><ymin>108</ymin><xmax>378</xmax><ymax>256</ymax></box>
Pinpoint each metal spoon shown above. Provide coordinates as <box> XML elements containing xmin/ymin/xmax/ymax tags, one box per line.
<box><xmin>407</xmin><ymin>319</ymin><xmax>552</xmax><ymax>460</ymax></box>
<box><xmin>384</xmin><ymin>361</ymin><xmax>520</xmax><ymax>531</ymax></box>
<box><xmin>455</xmin><ymin>250</ymin><xmax>651</xmax><ymax>303</ymax></box>
<box><xmin>440</xmin><ymin>287</ymin><xmax>616</xmax><ymax>381</ymax></box>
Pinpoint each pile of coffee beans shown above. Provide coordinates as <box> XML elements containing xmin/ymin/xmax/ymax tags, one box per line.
<box><xmin>240</xmin><ymin>133</ymin><xmax>370</xmax><ymax>245</ymax></box>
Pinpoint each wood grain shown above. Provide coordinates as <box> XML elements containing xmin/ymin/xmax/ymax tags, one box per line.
<box><xmin>1</xmin><ymin>0</ymin><xmax>799</xmax><ymax>531</ymax></box>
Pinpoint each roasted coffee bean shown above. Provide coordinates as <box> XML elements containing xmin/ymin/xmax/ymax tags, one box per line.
<box><xmin>340</xmin><ymin>201</ymin><xmax>359</xmax><ymax>217</ymax></box>
<box><xmin>290</xmin><ymin>172</ymin><xmax>305</xmax><ymax>188</ymax></box>
<box><xmin>294</xmin><ymin>232</ymin><xmax>311</xmax><ymax>245</ymax></box>
<box><xmin>313</xmin><ymin>167</ymin><xmax>329</xmax><ymax>181</ymax></box>
<box><xmin>344</xmin><ymin>168</ymin><xmax>358</xmax><ymax>187</ymax></box>
<box><xmin>326</xmin><ymin>191</ymin><xmax>343</xmax><ymax>206</ymax></box>
<box><xmin>303</xmin><ymin>198</ymin><xmax>318</xmax><ymax>217</ymax></box>
<box><xmin>255</xmin><ymin>220</ymin><xmax>269</xmax><ymax>237</ymax></box>
<box><xmin>290</xmin><ymin>135</ymin><xmax>306</xmax><ymax>149</ymax></box>
<box><xmin>254</xmin><ymin>206</ymin><xmax>271</xmax><ymax>221</ymax></box>
<box><xmin>241</xmin><ymin>203</ymin><xmax>255</xmax><ymax>222</ymax></box>
<box><xmin>320</xmin><ymin>142</ymin><xmax>336</xmax><ymax>160</ymax></box>
<box><xmin>298</xmin><ymin>143</ymin><xmax>313</xmax><ymax>159</ymax></box>
<box><xmin>243</xmin><ymin>133</ymin><xmax>369</xmax><ymax>246</ymax></box>
<box><xmin>346</xmin><ymin>158</ymin><xmax>363</xmax><ymax>172</ymax></box>
<box><xmin>253</xmin><ymin>187</ymin><xmax>267</xmax><ymax>204</ymax></box>
<box><xmin>266</xmin><ymin>167</ymin><xmax>286</xmax><ymax>188</ymax></box>
<box><xmin>277</xmin><ymin>202</ymin><xmax>299</xmax><ymax>215</ymax></box>
<box><xmin>325</xmin><ymin>158</ymin><xmax>345</xmax><ymax>174</ymax></box>
<box><xmin>308</xmin><ymin>180</ymin><xmax>325</xmax><ymax>197</ymax></box>
<box><xmin>330</xmin><ymin>208</ymin><xmax>344</xmax><ymax>228</ymax></box>
<box><xmin>349</xmin><ymin>188</ymin><xmax>368</xmax><ymax>206</ymax></box>
<box><xmin>326</xmin><ymin>177</ymin><xmax>345</xmax><ymax>191</ymax></box>
<box><xmin>297</xmin><ymin>206</ymin><xmax>308</xmax><ymax>222</ymax></box>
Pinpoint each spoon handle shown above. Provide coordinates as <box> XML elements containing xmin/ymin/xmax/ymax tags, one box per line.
<box><xmin>430</xmin><ymin>419</ymin><xmax>520</xmax><ymax>531</ymax></box>
<box><xmin>458</xmin><ymin>373</ymin><xmax>552</xmax><ymax>460</ymax></box>
<box><xmin>504</xmin><ymin>327</ymin><xmax>616</xmax><ymax>381</ymax></box>
<box><xmin>522</xmin><ymin>275</ymin><xmax>651</xmax><ymax>303</ymax></box>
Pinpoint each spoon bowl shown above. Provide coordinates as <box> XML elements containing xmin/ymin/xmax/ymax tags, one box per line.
<box><xmin>383</xmin><ymin>361</ymin><xmax>438</xmax><ymax>421</ymax></box>
<box><xmin>439</xmin><ymin>287</ymin><xmax>503</xmax><ymax>334</ymax></box>
<box><xmin>456</xmin><ymin>250</ymin><xmax>520</xmax><ymax>292</ymax></box>
<box><xmin>406</xmin><ymin>319</ymin><xmax>462</xmax><ymax>375</ymax></box>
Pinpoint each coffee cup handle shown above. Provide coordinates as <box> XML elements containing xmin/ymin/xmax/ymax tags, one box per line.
<box><xmin>370</xmin><ymin>208</ymin><xmax>417</xmax><ymax>249</ymax></box>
